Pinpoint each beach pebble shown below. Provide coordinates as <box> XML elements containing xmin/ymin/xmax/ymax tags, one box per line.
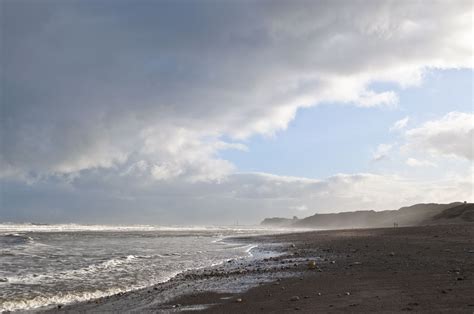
<box><xmin>307</xmin><ymin>260</ymin><xmax>317</xmax><ymax>269</ymax></box>
<box><xmin>389</xmin><ymin>252</ymin><xmax>395</xmax><ymax>256</ymax></box>
<box><xmin>236</xmin><ymin>298</ymin><xmax>243</xmax><ymax>303</ymax></box>
<box><xmin>290</xmin><ymin>296</ymin><xmax>300</xmax><ymax>301</ymax></box>
<box><xmin>317</xmin><ymin>292</ymin><xmax>322</xmax><ymax>296</ymax></box>
<box><xmin>345</xmin><ymin>292</ymin><xmax>351</xmax><ymax>296</ymax></box>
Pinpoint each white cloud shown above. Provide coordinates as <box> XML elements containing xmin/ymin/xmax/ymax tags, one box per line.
<box><xmin>406</xmin><ymin>158</ymin><xmax>436</xmax><ymax>168</ymax></box>
<box><xmin>390</xmin><ymin>116</ymin><xmax>410</xmax><ymax>131</ymax></box>
<box><xmin>291</xmin><ymin>205</ymin><xmax>309</xmax><ymax>212</ymax></box>
<box><xmin>404</xmin><ymin>112</ymin><xmax>474</xmax><ymax>160</ymax></box>
<box><xmin>356</xmin><ymin>90</ymin><xmax>398</xmax><ymax>108</ymax></box>
<box><xmin>372</xmin><ymin>144</ymin><xmax>393</xmax><ymax>161</ymax></box>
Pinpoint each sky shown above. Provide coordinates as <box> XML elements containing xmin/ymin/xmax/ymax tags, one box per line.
<box><xmin>1</xmin><ymin>0</ymin><xmax>473</xmax><ymax>225</ymax></box>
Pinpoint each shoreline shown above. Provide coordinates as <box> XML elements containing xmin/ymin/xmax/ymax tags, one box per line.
<box><xmin>44</xmin><ymin>223</ymin><xmax>474</xmax><ymax>313</ymax></box>
<box><xmin>37</xmin><ymin>233</ymin><xmax>288</xmax><ymax>313</ymax></box>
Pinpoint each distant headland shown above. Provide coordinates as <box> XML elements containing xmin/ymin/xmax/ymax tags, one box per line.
<box><xmin>261</xmin><ymin>202</ymin><xmax>474</xmax><ymax>229</ymax></box>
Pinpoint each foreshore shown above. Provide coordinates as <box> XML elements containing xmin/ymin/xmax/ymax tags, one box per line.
<box><xmin>46</xmin><ymin>224</ymin><xmax>473</xmax><ymax>313</ymax></box>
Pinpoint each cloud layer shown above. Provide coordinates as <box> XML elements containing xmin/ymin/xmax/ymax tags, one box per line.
<box><xmin>2</xmin><ymin>0</ymin><xmax>472</xmax><ymax>181</ymax></box>
<box><xmin>1</xmin><ymin>0</ymin><xmax>473</xmax><ymax>223</ymax></box>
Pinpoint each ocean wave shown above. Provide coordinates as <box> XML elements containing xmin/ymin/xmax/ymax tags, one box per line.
<box><xmin>0</xmin><ymin>223</ymin><xmax>268</xmax><ymax>233</ymax></box>
<box><xmin>4</xmin><ymin>254</ymin><xmax>149</xmax><ymax>286</ymax></box>
<box><xmin>0</xmin><ymin>233</ymin><xmax>34</xmax><ymax>246</ymax></box>
<box><xmin>0</xmin><ymin>269</ymin><xmax>183</xmax><ymax>312</ymax></box>
<box><xmin>0</xmin><ymin>287</ymin><xmax>129</xmax><ymax>312</ymax></box>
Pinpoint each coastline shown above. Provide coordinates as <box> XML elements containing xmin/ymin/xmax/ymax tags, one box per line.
<box><xmin>44</xmin><ymin>224</ymin><xmax>473</xmax><ymax>313</ymax></box>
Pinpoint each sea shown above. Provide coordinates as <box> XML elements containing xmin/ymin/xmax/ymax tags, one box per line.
<box><xmin>0</xmin><ymin>223</ymin><xmax>278</xmax><ymax>312</ymax></box>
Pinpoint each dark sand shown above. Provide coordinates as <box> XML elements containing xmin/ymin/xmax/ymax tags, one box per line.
<box><xmin>49</xmin><ymin>224</ymin><xmax>474</xmax><ymax>313</ymax></box>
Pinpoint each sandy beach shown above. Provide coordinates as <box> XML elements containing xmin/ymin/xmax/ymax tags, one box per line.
<box><xmin>47</xmin><ymin>224</ymin><xmax>474</xmax><ymax>313</ymax></box>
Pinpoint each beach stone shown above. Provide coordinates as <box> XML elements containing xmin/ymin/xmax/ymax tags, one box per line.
<box><xmin>236</xmin><ymin>298</ymin><xmax>243</xmax><ymax>303</ymax></box>
<box><xmin>389</xmin><ymin>252</ymin><xmax>395</xmax><ymax>256</ymax></box>
<box><xmin>307</xmin><ymin>260</ymin><xmax>317</xmax><ymax>269</ymax></box>
<box><xmin>345</xmin><ymin>292</ymin><xmax>351</xmax><ymax>296</ymax></box>
<box><xmin>290</xmin><ymin>296</ymin><xmax>300</xmax><ymax>301</ymax></box>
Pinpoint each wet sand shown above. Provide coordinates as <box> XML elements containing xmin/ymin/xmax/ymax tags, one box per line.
<box><xmin>49</xmin><ymin>224</ymin><xmax>474</xmax><ymax>313</ymax></box>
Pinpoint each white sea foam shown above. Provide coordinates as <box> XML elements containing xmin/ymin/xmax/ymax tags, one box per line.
<box><xmin>0</xmin><ymin>223</ymin><xmax>269</xmax><ymax>233</ymax></box>
<box><xmin>1</xmin><ymin>265</ymin><xmax>185</xmax><ymax>312</ymax></box>
<box><xmin>1</xmin><ymin>286</ymin><xmax>143</xmax><ymax>312</ymax></box>
<box><xmin>4</xmin><ymin>255</ymin><xmax>148</xmax><ymax>285</ymax></box>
